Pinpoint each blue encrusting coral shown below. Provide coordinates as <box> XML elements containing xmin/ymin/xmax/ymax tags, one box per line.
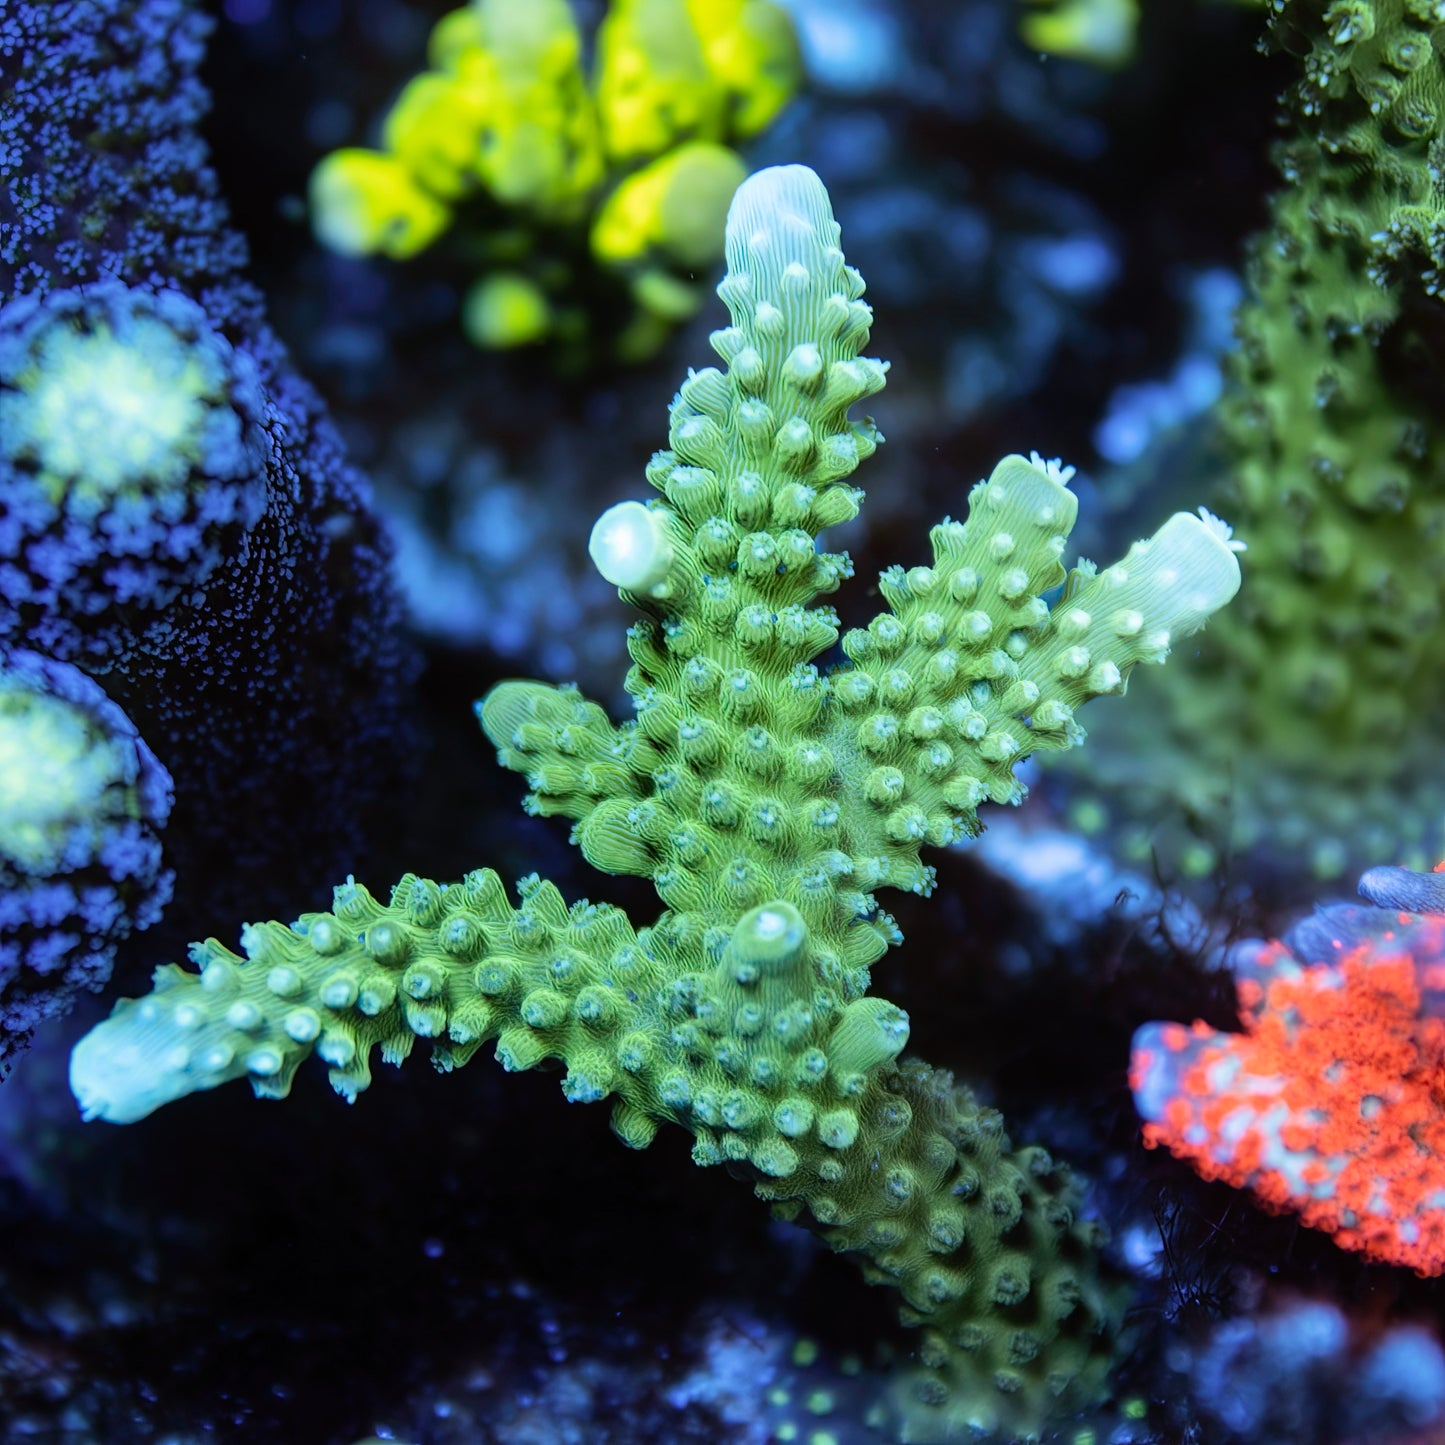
<box><xmin>0</xmin><ymin>648</ymin><xmax>173</xmax><ymax>1049</ymax></box>
<box><xmin>0</xmin><ymin>281</ymin><xmax>271</xmax><ymax>648</ymax></box>
<box><xmin>0</xmin><ymin>0</ymin><xmax>414</xmax><ymax>1053</ymax></box>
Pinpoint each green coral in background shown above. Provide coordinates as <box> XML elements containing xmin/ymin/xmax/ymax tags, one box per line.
<box><xmin>1013</xmin><ymin>0</ymin><xmax>1271</xmax><ymax>69</ymax></box>
<box><xmin>72</xmin><ymin>166</ymin><xmax>1242</xmax><ymax>1440</ymax></box>
<box><xmin>310</xmin><ymin>0</ymin><xmax>799</xmax><ymax>364</ymax></box>
<box><xmin>1064</xmin><ymin>0</ymin><xmax>1445</xmax><ymax>887</ymax></box>
<box><xmin>1017</xmin><ymin>0</ymin><xmax>1140</xmax><ymax>67</ymax></box>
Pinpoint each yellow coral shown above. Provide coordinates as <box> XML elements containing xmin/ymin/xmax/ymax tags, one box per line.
<box><xmin>687</xmin><ymin>0</ymin><xmax>801</xmax><ymax>137</ymax></box>
<box><xmin>1019</xmin><ymin>0</ymin><xmax>1139</xmax><ymax>68</ymax></box>
<box><xmin>591</xmin><ymin>140</ymin><xmax>745</xmax><ymax>267</ymax></box>
<box><xmin>383</xmin><ymin>71</ymin><xmax>492</xmax><ymax>201</ymax></box>
<box><xmin>595</xmin><ymin>0</ymin><xmax>799</xmax><ymax>161</ymax></box>
<box><xmin>595</xmin><ymin>0</ymin><xmax>723</xmax><ymax>161</ymax></box>
<box><xmin>308</xmin><ymin>149</ymin><xmax>450</xmax><ymax>260</ymax></box>
<box><xmin>453</xmin><ymin>0</ymin><xmax>604</xmax><ymax>216</ymax></box>
<box><xmin>462</xmin><ymin>271</ymin><xmax>554</xmax><ymax>348</ymax></box>
<box><xmin>425</xmin><ymin>3</ymin><xmax>485</xmax><ymax>71</ymax></box>
<box><xmin>309</xmin><ymin>0</ymin><xmax>800</xmax><ymax>356</ymax></box>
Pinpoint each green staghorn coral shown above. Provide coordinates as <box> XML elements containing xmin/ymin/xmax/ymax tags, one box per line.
<box><xmin>70</xmin><ymin>165</ymin><xmax>1241</xmax><ymax>1440</ymax></box>
<box><xmin>1066</xmin><ymin>0</ymin><xmax>1445</xmax><ymax>886</ymax></box>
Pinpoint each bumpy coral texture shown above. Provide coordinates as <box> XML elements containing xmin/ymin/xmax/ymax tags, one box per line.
<box><xmin>0</xmin><ymin>0</ymin><xmax>411</xmax><ymax>940</ymax></box>
<box><xmin>0</xmin><ymin>281</ymin><xmax>270</xmax><ymax>638</ymax></box>
<box><xmin>1133</xmin><ymin>863</ymin><xmax>1445</xmax><ymax>1275</ymax></box>
<box><xmin>70</xmin><ymin>166</ymin><xmax>1240</xmax><ymax>1440</ymax></box>
<box><xmin>1067</xmin><ymin>0</ymin><xmax>1445</xmax><ymax>886</ymax></box>
<box><xmin>0</xmin><ymin>648</ymin><xmax>173</xmax><ymax>1054</ymax></box>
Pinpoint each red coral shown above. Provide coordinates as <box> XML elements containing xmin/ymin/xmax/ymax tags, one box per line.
<box><xmin>1131</xmin><ymin>902</ymin><xmax>1445</xmax><ymax>1274</ymax></box>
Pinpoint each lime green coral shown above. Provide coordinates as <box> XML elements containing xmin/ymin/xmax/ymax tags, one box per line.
<box><xmin>309</xmin><ymin>0</ymin><xmax>800</xmax><ymax>360</ymax></box>
<box><xmin>595</xmin><ymin>0</ymin><xmax>799</xmax><ymax>159</ymax></box>
<box><xmin>1018</xmin><ymin>0</ymin><xmax>1140</xmax><ymax>67</ymax></box>
<box><xmin>1064</xmin><ymin>0</ymin><xmax>1445</xmax><ymax>884</ymax></box>
<box><xmin>73</xmin><ymin>166</ymin><xmax>1240</xmax><ymax>1440</ymax></box>
<box><xmin>315</xmin><ymin>0</ymin><xmax>602</xmax><ymax>254</ymax></box>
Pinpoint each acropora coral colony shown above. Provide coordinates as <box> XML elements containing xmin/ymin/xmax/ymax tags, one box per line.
<box><xmin>309</xmin><ymin>0</ymin><xmax>800</xmax><ymax>361</ymax></box>
<box><xmin>70</xmin><ymin>164</ymin><xmax>1244</xmax><ymax>1440</ymax></box>
<box><xmin>1068</xmin><ymin>0</ymin><xmax>1445</xmax><ymax>887</ymax></box>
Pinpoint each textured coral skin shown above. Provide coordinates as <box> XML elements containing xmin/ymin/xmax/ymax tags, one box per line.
<box><xmin>0</xmin><ymin>281</ymin><xmax>271</xmax><ymax>638</ymax></box>
<box><xmin>0</xmin><ymin>0</ymin><xmax>412</xmax><ymax>944</ymax></box>
<box><xmin>71</xmin><ymin>165</ymin><xmax>1241</xmax><ymax>1441</ymax></box>
<box><xmin>1065</xmin><ymin>0</ymin><xmax>1445</xmax><ymax>887</ymax></box>
<box><xmin>1133</xmin><ymin>864</ymin><xmax>1445</xmax><ymax>1275</ymax></box>
<box><xmin>0</xmin><ymin>648</ymin><xmax>173</xmax><ymax>1053</ymax></box>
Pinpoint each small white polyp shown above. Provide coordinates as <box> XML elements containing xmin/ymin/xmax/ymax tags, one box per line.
<box><xmin>589</xmin><ymin>501</ymin><xmax>674</xmax><ymax>594</ymax></box>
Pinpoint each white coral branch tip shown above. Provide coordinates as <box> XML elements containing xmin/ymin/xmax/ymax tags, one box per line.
<box><xmin>1130</xmin><ymin>509</ymin><xmax>1244</xmax><ymax>637</ymax></box>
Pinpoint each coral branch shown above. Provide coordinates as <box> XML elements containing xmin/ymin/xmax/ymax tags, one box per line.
<box><xmin>73</xmin><ymin>162</ymin><xmax>1238</xmax><ymax>1440</ymax></box>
